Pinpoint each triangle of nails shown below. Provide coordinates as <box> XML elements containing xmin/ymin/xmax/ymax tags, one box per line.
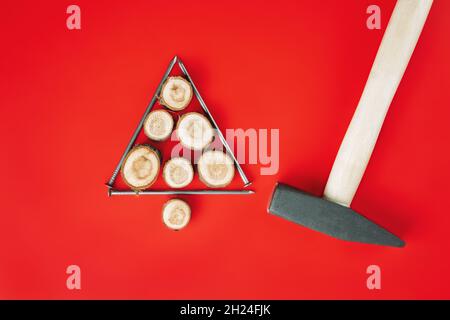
<box><xmin>106</xmin><ymin>56</ymin><xmax>253</xmax><ymax>196</ymax></box>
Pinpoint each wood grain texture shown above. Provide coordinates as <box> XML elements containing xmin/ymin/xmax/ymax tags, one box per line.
<box><xmin>323</xmin><ymin>0</ymin><xmax>433</xmax><ymax>207</ymax></box>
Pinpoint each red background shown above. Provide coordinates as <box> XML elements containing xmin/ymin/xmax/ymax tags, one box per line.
<box><xmin>1</xmin><ymin>0</ymin><xmax>449</xmax><ymax>299</ymax></box>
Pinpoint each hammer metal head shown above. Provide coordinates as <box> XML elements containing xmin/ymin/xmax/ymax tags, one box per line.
<box><xmin>268</xmin><ymin>183</ymin><xmax>405</xmax><ymax>248</ymax></box>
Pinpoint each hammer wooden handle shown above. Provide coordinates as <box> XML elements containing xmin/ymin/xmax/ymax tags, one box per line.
<box><xmin>323</xmin><ymin>0</ymin><xmax>433</xmax><ymax>207</ymax></box>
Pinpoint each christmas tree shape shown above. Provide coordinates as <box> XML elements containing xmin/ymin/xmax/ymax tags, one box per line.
<box><xmin>106</xmin><ymin>56</ymin><xmax>252</xmax><ymax>196</ymax></box>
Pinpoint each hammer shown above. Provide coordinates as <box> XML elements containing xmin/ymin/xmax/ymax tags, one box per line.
<box><xmin>268</xmin><ymin>0</ymin><xmax>433</xmax><ymax>247</ymax></box>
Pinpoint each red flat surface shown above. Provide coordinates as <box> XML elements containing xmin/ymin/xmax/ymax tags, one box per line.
<box><xmin>1</xmin><ymin>0</ymin><xmax>449</xmax><ymax>299</ymax></box>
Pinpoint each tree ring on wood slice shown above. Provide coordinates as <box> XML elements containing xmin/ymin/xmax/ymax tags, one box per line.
<box><xmin>162</xmin><ymin>199</ymin><xmax>191</xmax><ymax>230</ymax></box>
<box><xmin>159</xmin><ymin>76</ymin><xmax>193</xmax><ymax>111</ymax></box>
<box><xmin>144</xmin><ymin>109</ymin><xmax>174</xmax><ymax>141</ymax></box>
<box><xmin>121</xmin><ymin>145</ymin><xmax>161</xmax><ymax>190</ymax></box>
<box><xmin>163</xmin><ymin>157</ymin><xmax>194</xmax><ymax>188</ymax></box>
<box><xmin>176</xmin><ymin>112</ymin><xmax>214</xmax><ymax>150</ymax></box>
<box><xmin>198</xmin><ymin>150</ymin><xmax>235</xmax><ymax>188</ymax></box>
